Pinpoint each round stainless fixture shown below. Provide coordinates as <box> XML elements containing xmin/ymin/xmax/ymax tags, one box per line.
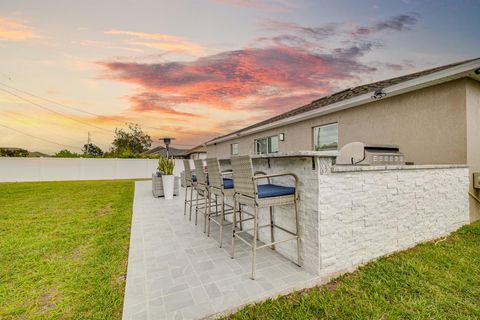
<box><xmin>372</xmin><ymin>88</ymin><xmax>387</xmax><ymax>99</ymax></box>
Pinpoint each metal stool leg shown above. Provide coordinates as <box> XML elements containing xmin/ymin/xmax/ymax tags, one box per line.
<box><xmin>231</xmin><ymin>199</ymin><xmax>237</xmax><ymax>259</ymax></box>
<box><xmin>184</xmin><ymin>185</ymin><xmax>188</xmax><ymax>216</ymax></box>
<box><xmin>204</xmin><ymin>190</ymin><xmax>209</xmax><ymax>233</ymax></box>
<box><xmin>256</xmin><ymin>208</ymin><xmax>260</xmax><ymax>242</ymax></box>
<box><xmin>212</xmin><ymin>194</ymin><xmax>219</xmax><ymax>236</ymax></box>
<box><xmin>203</xmin><ymin>191</ymin><xmax>211</xmax><ymax>233</ymax></box>
<box><xmin>251</xmin><ymin>206</ymin><xmax>258</xmax><ymax>280</ymax></box>
<box><xmin>239</xmin><ymin>204</ymin><xmax>243</xmax><ymax>231</ymax></box>
<box><xmin>294</xmin><ymin>199</ymin><xmax>301</xmax><ymax>267</ymax></box>
<box><xmin>194</xmin><ymin>188</ymin><xmax>199</xmax><ymax>225</ymax></box>
<box><xmin>270</xmin><ymin>206</ymin><xmax>275</xmax><ymax>250</ymax></box>
<box><xmin>219</xmin><ymin>197</ymin><xmax>225</xmax><ymax>248</ymax></box>
<box><xmin>207</xmin><ymin>194</ymin><xmax>213</xmax><ymax>237</ymax></box>
<box><xmin>189</xmin><ymin>186</ymin><xmax>194</xmax><ymax>221</ymax></box>
<box><xmin>207</xmin><ymin>193</ymin><xmax>217</xmax><ymax>238</ymax></box>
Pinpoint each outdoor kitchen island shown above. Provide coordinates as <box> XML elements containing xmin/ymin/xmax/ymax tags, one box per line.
<box><xmin>219</xmin><ymin>151</ymin><xmax>470</xmax><ymax>279</ymax></box>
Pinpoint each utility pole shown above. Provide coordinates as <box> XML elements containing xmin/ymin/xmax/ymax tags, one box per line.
<box><xmin>87</xmin><ymin>132</ymin><xmax>91</xmax><ymax>155</ymax></box>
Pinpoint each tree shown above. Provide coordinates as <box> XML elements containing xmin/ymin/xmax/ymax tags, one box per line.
<box><xmin>82</xmin><ymin>143</ymin><xmax>103</xmax><ymax>157</ymax></box>
<box><xmin>54</xmin><ymin>149</ymin><xmax>80</xmax><ymax>158</ymax></box>
<box><xmin>0</xmin><ymin>148</ymin><xmax>29</xmax><ymax>157</ymax></box>
<box><xmin>111</xmin><ymin>123</ymin><xmax>152</xmax><ymax>155</ymax></box>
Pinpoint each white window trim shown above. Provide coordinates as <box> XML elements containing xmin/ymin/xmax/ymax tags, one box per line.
<box><xmin>254</xmin><ymin>135</ymin><xmax>279</xmax><ymax>154</ymax></box>
<box><xmin>313</xmin><ymin>122</ymin><xmax>338</xmax><ymax>151</ymax></box>
<box><xmin>230</xmin><ymin>143</ymin><xmax>239</xmax><ymax>155</ymax></box>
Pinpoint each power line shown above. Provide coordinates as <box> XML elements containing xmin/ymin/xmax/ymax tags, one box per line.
<box><xmin>0</xmin><ymin>120</ymin><xmax>197</xmax><ymax>152</ymax></box>
<box><xmin>0</xmin><ymin>108</ymin><xmax>197</xmax><ymax>150</ymax></box>
<box><xmin>0</xmin><ymin>111</ymin><xmax>86</xmax><ymax>145</ymax></box>
<box><xmin>0</xmin><ymin>81</ymin><xmax>100</xmax><ymax>117</ymax></box>
<box><xmin>0</xmin><ymin>72</ymin><xmax>12</xmax><ymax>81</ymax></box>
<box><xmin>0</xmin><ymin>80</ymin><xmax>206</xmax><ymax>147</ymax></box>
<box><xmin>0</xmin><ymin>81</ymin><xmax>198</xmax><ymax>135</ymax></box>
<box><xmin>0</xmin><ymin>86</ymin><xmax>115</xmax><ymax>134</ymax></box>
<box><xmin>0</xmin><ymin>122</ymin><xmax>80</xmax><ymax>149</ymax></box>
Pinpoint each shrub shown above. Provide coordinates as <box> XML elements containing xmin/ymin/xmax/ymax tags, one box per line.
<box><xmin>157</xmin><ymin>156</ymin><xmax>175</xmax><ymax>175</ymax></box>
<box><xmin>54</xmin><ymin>149</ymin><xmax>80</xmax><ymax>158</ymax></box>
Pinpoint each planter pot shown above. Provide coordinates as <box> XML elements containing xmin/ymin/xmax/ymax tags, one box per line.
<box><xmin>162</xmin><ymin>175</ymin><xmax>175</xmax><ymax>200</ymax></box>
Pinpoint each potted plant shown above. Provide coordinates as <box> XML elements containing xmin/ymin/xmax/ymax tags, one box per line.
<box><xmin>158</xmin><ymin>156</ymin><xmax>175</xmax><ymax>199</ymax></box>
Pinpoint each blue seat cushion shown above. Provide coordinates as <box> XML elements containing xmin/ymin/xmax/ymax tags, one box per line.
<box><xmin>223</xmin><ymin>178</ymin><xmax>234</xmax><ymax>189</ymax></box>
<box><xmin>191</xmin><ymin>175</ymin><xmax>197</xmax><ymax>182</ymax></box>
<box><xmin>257</xmin><ymin>184</ymin><xmax>295</xmax><ymax>198</ymax></box>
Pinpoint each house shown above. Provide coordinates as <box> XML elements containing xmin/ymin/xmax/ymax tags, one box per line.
<box><xmin>144</xmin><ymin>146</ymin><xmax>188</xmax><ymax>158</ymax></box>
<box><xmin>145</xmin><ymin>144</ymin><xmax>207</xmax><ymax>159</ymax></box>
<box><xmin>206</xmin><ymin>58</ymin><xmax>480</xmax><ymax>222</ymax></box>
<box><xmin>184</xmin><ymin>144</ymin><xmax>207</xmax><ymax>160</ymax></box>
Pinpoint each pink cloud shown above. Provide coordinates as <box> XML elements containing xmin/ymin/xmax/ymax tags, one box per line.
<box><xmin>99</xmin><ymin>46</ymin><xmax>374</xmax><ymax>114</ymax></box>
<box><xmin>128</xmin><ymin>92</ymin><xmax>200</xmax><ymax>117</ymax></box>
<box><xmin>0</xmin><ymin>16</ymin><xmax>38</xmax><ymax>41</ymax></box>
<box><xmin>104</xmin><ymin>29</ymin><xmax>205</xmax><ymax>55</ymax></box>
<box><xmin>97</xmin><ymin>13</ymin><xmax>420</xmax><ymax>142</ymax></box>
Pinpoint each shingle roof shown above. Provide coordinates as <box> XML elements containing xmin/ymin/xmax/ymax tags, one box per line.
<box><xmin>185</xmin><ymin>144</ymin><xmax>207</xmax><ymax>155</ymax></box>
<box><xmin>145</xmin><ymin>146</ymin><xmax>188</xmax><ymax>157</ymax></box>
<box><xmin>209</xmin><ymin>58</ymin><xmax>479</xmax><ymax>143</ymax></box>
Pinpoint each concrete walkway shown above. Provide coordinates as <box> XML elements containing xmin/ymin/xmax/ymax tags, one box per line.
<box><xmin>122</xmin><ymin>181</ymin><xmax>319</xmax><ymax>320</ymax></box>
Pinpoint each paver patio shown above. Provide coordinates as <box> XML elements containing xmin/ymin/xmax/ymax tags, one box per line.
<box><xmin>122</xmin><ymin>181</ymin><xmax>320</xmax><ymax>320</ymax></box>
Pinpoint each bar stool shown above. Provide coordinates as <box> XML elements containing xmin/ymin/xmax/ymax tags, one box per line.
<box><xmin>230</xmin><ymin>155</ymin><xmax>301</xmax><ymax>280</ymax></box>
<box><xmin>183</xmin><ymin>159</ymin><xmax>197</xmax><ymax>218</ymax></box>
<box><xmin>193</xmin><ymin>159</ymin><xmax>211</xmax><ymax>232</ymax></box>
<box><xmin>205</xmin><ymin>157</ymin><xmax>237</xmax><ymax>247</ymax></box>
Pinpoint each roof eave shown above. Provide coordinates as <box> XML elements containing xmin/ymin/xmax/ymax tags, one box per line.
<box><xmin>207</xmin><ymin>59</ymin><xmax>480</xmax><ymax>146</ymax></box>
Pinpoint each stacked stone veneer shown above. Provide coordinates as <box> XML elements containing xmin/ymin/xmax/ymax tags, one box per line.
<box><xmin>318</xmin><ymin>164</ymin><xmax>469</xmax><ymax>278</ymax></box>
<box><xmin>231</xmin><ymin>156</ymin><xmax>469</xmax><ymax>278</ymax></box>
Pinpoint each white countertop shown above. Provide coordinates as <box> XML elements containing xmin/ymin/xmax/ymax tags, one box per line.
<box><xmin>332</xmin><ymin>164</ymin><xmax>468</xmax><ymax>172</ymax></box>
<box><xmin>219</xmin><ymin>151</ymin><xmax>338</xmax><ymax>161</ymax></box>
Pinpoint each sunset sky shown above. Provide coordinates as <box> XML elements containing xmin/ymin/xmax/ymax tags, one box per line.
<box><xmin>0</xmin><ymin>0</ymin><xmax>479</xmax><ymax>153</ymax></box>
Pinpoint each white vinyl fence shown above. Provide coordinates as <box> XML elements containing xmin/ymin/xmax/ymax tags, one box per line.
<box><xmin>0</xmin><ymin>157</ymin><xmax>188</xmax><ymax>182</ymax></box>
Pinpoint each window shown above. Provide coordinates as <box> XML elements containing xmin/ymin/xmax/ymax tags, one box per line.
<box><xmin>230</xmin><ymin>143</ymin><xmax>238</xmax><ymax>155</ymax></box>
<box><xmin>269</xmin><ymin>136</ymin><xmax>279</xmax><ymax>153</ymax></box>
<box><xmin>255</xmin><ymin>135</ymin><xmax>279</xmax><ymax>154</ymax></box>
<box><xmin>314</xmin><ymin>123</ymin><xmax>338</xmax><ymax>151</ymax></box>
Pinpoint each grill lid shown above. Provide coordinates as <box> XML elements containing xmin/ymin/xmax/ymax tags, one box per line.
<box><xmin>336</xmin><ymin>142</ymin><xmax>404</xmax><ymax>165</ymax></box>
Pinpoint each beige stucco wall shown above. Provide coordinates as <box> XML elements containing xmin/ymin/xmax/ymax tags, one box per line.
<box><xmin>208</xmin><ymin>79</ymin><xmax>468</xmax><ymax>166</ymax></box>
<box><xmin>466</xmin><ymin>78</ymin><xmax>480</xmax><ymax>222</ymax></box>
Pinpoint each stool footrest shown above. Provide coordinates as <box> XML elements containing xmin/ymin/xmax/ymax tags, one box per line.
<box><xmin>235</xmin><ymin>234</ymin><xmax>299</xmax><ymax>250</ymax></box>
<box><xmin>234</xmin><ymin>223</ymin><xmax>296</xmax><ymax>236</ymax></box>
<box><xmin>209</xmin><ymin>217</ymin><xmax>233</xmax><ymax>227</ymax></box>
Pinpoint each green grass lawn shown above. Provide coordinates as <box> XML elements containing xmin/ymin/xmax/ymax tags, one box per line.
<box><xmin>0</xmin><ymin>180</ymin><xmax>134</xmax><ymax>320</ymax></box>
<box><xmin>227</xmin><ymin>222</ymin><xmax>480</xmax><ymax>320</ymax></box>
<box><xmin>1</xmin><ymin>180</ymin><xmax>479</xmax><ymax>320</ymax></box>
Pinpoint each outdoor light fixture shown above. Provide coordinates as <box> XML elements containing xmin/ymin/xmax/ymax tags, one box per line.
<box><xmin>372</xmin><ymin>88</ymin><xmax>387</xmax><ymax>100</ymax></box>
<box><xmin>159</xmin><ymin>137</ymin><xmax>176</xmax><ymax>157</ymax></box>
<box><xmin>279</xmin><ymin>133</ymin><xmax>285</xmax><ymax>141</ymax></box>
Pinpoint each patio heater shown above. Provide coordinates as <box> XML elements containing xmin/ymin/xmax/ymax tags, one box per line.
<box><xmin>159</xmin><ymin>137</ymin><xmax>175</xmax><ymax>158</ymax></box>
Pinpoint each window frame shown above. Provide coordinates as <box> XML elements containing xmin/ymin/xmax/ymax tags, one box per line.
<box><xmin>230</xmin><ymin>143</ymin><xmax>239</xmax><ymax>156</ymax></box>
<box><xmin>313</xmin><ymin>122</ymin><xmax>338</xmax><ymax>151</ymax></box>
<box><xmin>254</xmin><ymin>135</ymin><xmax>279</xmax><ymax>154</ymax></box>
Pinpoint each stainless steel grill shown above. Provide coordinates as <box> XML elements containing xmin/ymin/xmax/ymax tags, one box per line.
<box><xmin>336</xmin><ymin>142</ymin><xmax>405</xmax><ymax>165</ymax></box>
